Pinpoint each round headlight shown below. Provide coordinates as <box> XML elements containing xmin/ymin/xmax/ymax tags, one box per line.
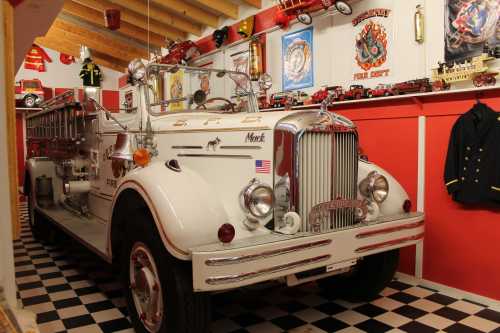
<box><xmin>359</xmin><ymin>171</ymin><xmax>389</xmax><ymax>203</ymax></box>
<box><xmin>242</xmin><ymin>180</ymin><xmax>274</xmax><ymax>218</ymax></box>
<box><xmin>372</xmin><ymin>175</ymin><xmax>389</xmax><ymax>203</ymax></box>
<box><xmin>128</xmin><ymin>59</ymin><xmax>146</xmax><ymax>81</ymax></box>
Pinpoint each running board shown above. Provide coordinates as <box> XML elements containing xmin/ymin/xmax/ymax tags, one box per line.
<box><xmin>36</xmin><ymin>206</ymin><xmax>110</xmax><ymax>262</ymax></box>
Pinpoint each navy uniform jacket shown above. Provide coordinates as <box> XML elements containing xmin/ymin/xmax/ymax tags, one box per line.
<box><xmin>444</xmin><ymin>102</ymin><xmax>500</xmax><ymax>204</ymax></box>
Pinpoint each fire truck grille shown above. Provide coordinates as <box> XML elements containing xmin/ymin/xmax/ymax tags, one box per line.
<box><xmin>298</xmin><ymin>131</ymin><xmax>358</xmax><ymax>232</ymax></box>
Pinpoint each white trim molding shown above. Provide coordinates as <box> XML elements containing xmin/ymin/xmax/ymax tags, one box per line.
<box><xmin>415</xmin><ymin>116</ymin><xmax>426</xmax><ymax>279</ymax></box>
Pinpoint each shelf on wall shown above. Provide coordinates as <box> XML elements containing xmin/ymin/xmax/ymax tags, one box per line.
<box><xmin>260</xmin><ymin>85</ymin><xmax>500</xmax><ymax>112</ymax></box>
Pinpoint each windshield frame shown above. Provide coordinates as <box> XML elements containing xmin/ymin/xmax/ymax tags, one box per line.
<box><xmin>144</xmin><ymin>63</ymin><xmax>259</xmax><ymax>116</ymax></box>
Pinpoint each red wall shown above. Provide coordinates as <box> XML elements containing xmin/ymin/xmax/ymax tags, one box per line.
<box><xmin>334</xmin><ymin>89</ymin><xmax>500</xmax><ymax>300</ymax></box>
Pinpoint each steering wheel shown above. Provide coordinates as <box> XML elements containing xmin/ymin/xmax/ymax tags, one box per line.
<box><xmin>196</xmin><ymin>97</ymin><xmax>235</xmax><ymax>113</ymax></box>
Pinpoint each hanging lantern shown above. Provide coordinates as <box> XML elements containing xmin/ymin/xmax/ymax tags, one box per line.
<box><xmin>249</xmin><ymin>37</ymin><xmax>263</xmax><ymax>81</ymax></box>
<box><xmin>105</xmin><ymin>8</ymin><xmax>121</xmax><ymax>31</ymax></box>
<box><xmin>414</xmin><ymin>5</ymin><xmax>424</xmax><ymax>44</ymax></box>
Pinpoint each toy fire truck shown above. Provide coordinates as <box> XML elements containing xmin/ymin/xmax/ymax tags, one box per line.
<box><xmin>431</xmin><ymin>52</ymin><xmax>498</xmax><ymax>88</ymax></box>
<box><xmin>15</xmin><ymin>79</ymin><xmax>44</xmax><ymax>108</ymax></box>
<box><xmin>24</xmin><ymin>60</ymin><xmax>424</xmax><ymax>333</ymax></box>
<box><xmin>275</xmin><ymin>0</ymin><xmax>352</xmax><ymax>27</ymax></box>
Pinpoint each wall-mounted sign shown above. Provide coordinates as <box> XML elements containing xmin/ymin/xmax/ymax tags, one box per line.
<box><xmin>352</xmin><ymin>7</ymin><xmax>393</xmax><ymax>81</ymax></box>
<box><xmin>282</xmin><ymin>27</ymin><xmax>314</xmax><ymax>91</ymax></box>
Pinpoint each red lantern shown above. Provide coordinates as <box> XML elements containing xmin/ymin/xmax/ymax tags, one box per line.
<box><xmin>105</xmin><ymin>9</ymin><xmax>121</xmax><ymax>31</ymax></box>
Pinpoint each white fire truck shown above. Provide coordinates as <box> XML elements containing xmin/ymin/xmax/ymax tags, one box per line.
<box><xmin>24</xmin><ymin>60</ymin><xmax>424</xmax><ymax>333</ymax></box>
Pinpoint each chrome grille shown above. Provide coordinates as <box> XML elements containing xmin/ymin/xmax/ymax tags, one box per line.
<box><xmin>298</xmin><ymin>130</ymin><xmax>358</xmax><ymax>232</ymax></box>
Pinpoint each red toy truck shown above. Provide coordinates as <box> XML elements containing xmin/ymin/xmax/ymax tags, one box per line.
<box><xmin>15</xmin><ymin>79</ymin><xmax>44</xmax><ymax>108</ymax></box>
<box><xmin>367</xmin><ymin>84</ymin><xmax>394</xmax><ymax>98</ymax></box>
<box><xmin>392</xmin><ymin>78</ymin><xmax>432</xmax><ymax>95</ymax></box>
<box><xmin>311</xmin><ymin>85</ymin><xmax>343</xmax><ymax>104</ymax></box>
<box><xmin>342</xmin><ymin>84</ymin><xmax>369</xmax><ymax>100</ymax></box>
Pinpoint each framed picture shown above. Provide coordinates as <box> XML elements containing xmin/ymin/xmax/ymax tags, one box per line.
<box><xmin>169</xmin><ymin>70</ymin><xmax>184</xmax><ymax>111</ymax></box>
<box><xmin>282</xmin><ymin>27</ymin><xmax>314</xmax><ymax>91</ymax></box>
<box><xmin>445</xmin><ymin>0</ymin><xmax>499</xmax><ymax>62</ymax></box>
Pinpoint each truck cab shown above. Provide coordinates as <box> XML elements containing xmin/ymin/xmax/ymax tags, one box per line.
<box><xmin>24</xmin><ymin>61</ymin><xmax>424</xmax><ymax>333</ymax></box>
<box><xmin>15</xmin><ymin>79</ymin><xmax>44</xmax><ymax>108</ymax></box>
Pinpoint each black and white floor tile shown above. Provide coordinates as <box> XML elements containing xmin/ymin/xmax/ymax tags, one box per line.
<box><xmin>15</xmin><ymin>201</ymin><xmax>500</xmax><ymax>333</ymax></box>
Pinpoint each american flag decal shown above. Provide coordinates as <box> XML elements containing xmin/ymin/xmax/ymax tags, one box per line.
<box><xmin>255</xmin><ymin>160</ymin><xmax>271</xmax><ymax>173</ymax></box>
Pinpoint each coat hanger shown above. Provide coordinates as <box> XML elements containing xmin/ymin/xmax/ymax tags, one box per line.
<box><xmin>473</xmin><ymin>91</ymin><xmax>485</xmax><ymax>121</ymax></box>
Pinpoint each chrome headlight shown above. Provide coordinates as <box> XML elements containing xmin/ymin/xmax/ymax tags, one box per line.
<box><xmin>128</xmin><ymin>59</ymin><xmax>146</xmax><ymax>82</ymax></box>
<box><xmin>359</xmin><ymin>171</ymin><xmax>389</xmax><ymax>203</ymax></box>
<box><xmin>242</xmin><ymin>179</ymin><xmax>274</xmax><ymax>218</ymax></box>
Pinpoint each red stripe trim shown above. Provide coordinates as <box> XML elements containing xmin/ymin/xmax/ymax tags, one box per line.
<box><xmin>356</xmin><ymin>221</ymin><xmax>424</xmax><ymax>239</ymax></box>
<box><xmin>355</xmin><ymin>233</ymin><xmax>425</xmax><ymax>253</ymax></box>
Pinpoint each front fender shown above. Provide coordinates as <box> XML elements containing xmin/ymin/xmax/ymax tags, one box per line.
<box><xmin>358</xmin><ymin>160</ymin><xmax>409</xmax><ymax>216</ymax></box>
<box><xmin>111</xmin><ymin>161</ymin><xmax>229</xmax><ymax>260</ymax></box>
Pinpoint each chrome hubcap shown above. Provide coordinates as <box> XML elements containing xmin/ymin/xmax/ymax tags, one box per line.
<box><xmin>129</xmin><ymin>242</ymin><xmax>163</xmax><ymax>332</ymax></box>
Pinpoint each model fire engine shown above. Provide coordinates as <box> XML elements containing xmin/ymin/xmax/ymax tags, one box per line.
<box><xmin>431</xmin><ymin>52</ymin><xmax>498</xmax><ymax>88</ymax></box>
<box><xmin>15</xmin><ymin>79</ymin><xmax>44</xmax><ymax>108</ymax></box>
<box><xmin>25</xmin><ymin>60</ymin><xmax>424</xmax><ymax>333</ymax></box>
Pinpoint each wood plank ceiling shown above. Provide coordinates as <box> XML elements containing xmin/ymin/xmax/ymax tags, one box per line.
<box><xmin>36</xmin><ymin>0</ymin><xmax>262</xmax><ymax>72</ymax></box>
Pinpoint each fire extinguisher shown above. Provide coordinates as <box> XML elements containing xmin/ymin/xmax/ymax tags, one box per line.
<box><xmin>249</xmin><ymin>37</ymin><xmax>263</xmax><ymax>81</ymax></box>
<box><xmin>414</xmin><ymin>5</ymin><xmax>424</xmax><ymax>43</ymax></box>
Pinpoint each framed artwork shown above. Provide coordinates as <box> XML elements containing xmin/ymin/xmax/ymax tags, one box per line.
<box><xmin>445</xmin><ymin>0</ymin><xmax>499</xmax><ymax>62</ymax></box>
<box><xmin>282</xmin><ymin>27</ymin><xmax>314</xmax><ymax>91</ymax></box>
<box><xmin>124</xmin><ymin>91</ymin><xmax>133</xmax><ymax>110</ymax></box>
<box><xmin>168</xmin><ymin>70</ymin><xmax>184</xmax><ymax>111</ymax></box>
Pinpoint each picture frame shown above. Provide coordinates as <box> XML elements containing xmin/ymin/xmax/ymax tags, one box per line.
<box><xmin>282</xmin><ymin>26</ymin><xmax>314</xmax><ymax>91</ymax></box>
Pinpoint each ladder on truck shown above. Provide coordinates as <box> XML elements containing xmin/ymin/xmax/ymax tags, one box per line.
<box><xmin>25</xmin><ymin>89</ymin><xmax>96</xmax><ymax>160</ymax></box>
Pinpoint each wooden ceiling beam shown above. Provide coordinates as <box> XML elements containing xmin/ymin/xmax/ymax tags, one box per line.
<box><xmin>72</xmin><ymin>0</ymin><xmax>185</xmax><ymax>40</ymax></box>
<box><xmin>107</xmin><ymin>0</ymin><xmax>202</xmax><ymax>36</ymax></box>
<box><xmin>48</xmin><ymin>18</ymin><xmax>149</xmax><ymax>61</ymax></box>
<box><xmin>151</xmin><ymin>0</ymin><xmax>219</xmax><ymax>28</ymax></box>
<box><xmin>241</xmin><ymin>0</ymin><xmax>261</xmax><ymax>8</ymax></box>
<box><xmin>190</xmin><ymin>0</ymin><xmax>238</xmax><ymax>19</ymax></box>
<box><xmin>35</xmin><ymin>36</ymin><xmax>127</xmax><ymax>72</ymax></box>
<box><xmin>62</xmin><ymin>0</ymin><xmax>166</xmax><ymax>48</ymax></box>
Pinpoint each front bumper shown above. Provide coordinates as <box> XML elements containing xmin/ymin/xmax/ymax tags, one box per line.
<box><xmin>191</xmin><ymin>212</ymin><xmax>424</xmax><ymax>291</ymax></box>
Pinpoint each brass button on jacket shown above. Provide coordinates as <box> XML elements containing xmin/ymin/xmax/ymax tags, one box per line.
<box><xmin>444</xmin><ymin>102</ymin><xmax>500</xmax><ymax>204</ymax></box>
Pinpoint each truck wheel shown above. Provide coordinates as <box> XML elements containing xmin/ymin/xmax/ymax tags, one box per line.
<box><xmin>121</xmin><ymin>210</ymin><xmax>211</xmax><ymax>333</ymax></box>
<box><xmin>318</xmin><ymin>249</ymin><xmax>399</xmax><ymax>302</ymax></box>
<box><xmin>23</xmin><ymin>95</ymin><xmax>37</xmax><ymax>108</ymax></box>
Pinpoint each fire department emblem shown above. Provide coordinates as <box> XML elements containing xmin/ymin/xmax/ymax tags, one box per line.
<box><xmin>355</xmin><ymin>21</ymin><xmax>388</xmax><ymax>71</ymax></box>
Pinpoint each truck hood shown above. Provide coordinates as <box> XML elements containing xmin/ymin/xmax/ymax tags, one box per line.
<box><xmin>149</xmin><ymin>109</ymin><xmax>356</xmax><ymax>133</ymax></box>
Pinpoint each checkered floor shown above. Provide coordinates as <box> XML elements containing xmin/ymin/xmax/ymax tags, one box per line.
<box><xmin>14</xmin><ymin>201</ymin><xmax>500</xmax><ymax>333</ymax></box>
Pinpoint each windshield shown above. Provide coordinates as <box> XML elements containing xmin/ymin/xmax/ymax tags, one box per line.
<box><xmin>23</xmin><ymin>81</ymin><xmax>41</xmax><ymax>89</ymax></box>
<box><xmin>145</xmin><ymin>64</ymin><xmax>258</xmax><ymax>115</ymax></box>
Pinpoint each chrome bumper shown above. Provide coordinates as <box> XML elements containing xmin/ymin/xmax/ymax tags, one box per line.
<box><xmin>191</xmin><ymin>212</ymin><xmax>424</xmax><ymax>292</ymax></box>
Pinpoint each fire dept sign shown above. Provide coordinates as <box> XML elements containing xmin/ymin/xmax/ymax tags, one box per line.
<box><xmin>352</xmin><ymin>7</ymin><xmax>393</xmax><ymax>82</ymax></box>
